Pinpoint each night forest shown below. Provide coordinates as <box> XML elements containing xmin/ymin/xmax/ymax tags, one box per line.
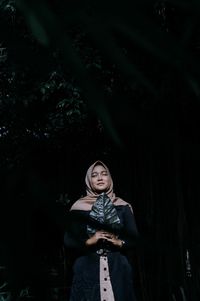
<box><xmin>0</xmin><ymin>0</ymin><xmax>200</xmax><ymax>300</ymax></box>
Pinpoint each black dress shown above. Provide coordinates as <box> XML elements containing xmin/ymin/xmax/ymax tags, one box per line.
<box><xmin>64</xmin><ymin>204</ymin><xmax>139</xmax><ymax>301</ymax></box>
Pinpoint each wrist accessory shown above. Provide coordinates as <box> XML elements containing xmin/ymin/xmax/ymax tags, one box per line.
<box><xmin>120</xmin><ymin>240</ymin><xmax>125</xmax><ymax>247</ymax></box>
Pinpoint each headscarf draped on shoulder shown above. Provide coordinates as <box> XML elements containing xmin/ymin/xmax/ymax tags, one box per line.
<box><xmin>70</xmin><ymin>160</ymin><xmax>133</xmax><ymax>212</ymax></box>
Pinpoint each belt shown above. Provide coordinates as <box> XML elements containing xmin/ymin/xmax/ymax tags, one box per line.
<box><xmin>96</xmin><ymin>248</ymin><xmax>111</xmax><ymax>255</ymax></box>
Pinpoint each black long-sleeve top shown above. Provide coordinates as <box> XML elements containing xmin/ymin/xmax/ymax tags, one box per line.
<box><xmin>64</xmin><ymin>205</ymin><xmax>139</xmax><ymax>253</ymax></box>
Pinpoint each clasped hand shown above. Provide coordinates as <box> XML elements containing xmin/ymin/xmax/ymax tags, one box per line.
<box><xmin>86</xmin><ymin>230</ymin><xmax>123</xmax><ymax>247</ymax></box>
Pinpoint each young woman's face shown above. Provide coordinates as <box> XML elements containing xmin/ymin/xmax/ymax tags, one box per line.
<box><xmin>90</xmin><ymin>164</ymin><xmax>110</xmax><ymax>192</ymax></box>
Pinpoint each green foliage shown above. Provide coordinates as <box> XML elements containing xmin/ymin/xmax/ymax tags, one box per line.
<box><xmin>0</xmin><ymin>2</ymin><xmax>200</xmax><ymax>300</ymax></box>
<box><xmin>1</xmin><ymin>0</ymin><xmax>200</xmax><ymax>167</ymax></box>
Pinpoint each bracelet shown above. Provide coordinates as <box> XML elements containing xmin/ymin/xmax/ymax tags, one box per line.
<box><xmin>120</xmin><ymin>240</ymin><xmax>125</xmax><ymax>247</ymax></box>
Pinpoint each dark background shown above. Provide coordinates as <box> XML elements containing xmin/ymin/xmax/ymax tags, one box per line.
<box><xmin>0</xmin><ymin>0</ymin><xmax>200</xmax><ymax>300</ymax></box>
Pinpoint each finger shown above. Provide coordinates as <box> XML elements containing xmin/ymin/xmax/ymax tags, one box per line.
<box><xmin>104</xmin><ymin>237</ymin><xmax>113</xmax><ymax>242</ymax></box>
<box><xmin>101</xmin><ymin>235</ymin><xmax>107</xmax><ymax>239</ymax></box>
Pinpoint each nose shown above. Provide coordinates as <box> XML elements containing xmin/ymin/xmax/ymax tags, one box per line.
<box><xmin>97</xmin><ymin>173</ymin><xmax>103</xmax><ymax>180</ymax></box>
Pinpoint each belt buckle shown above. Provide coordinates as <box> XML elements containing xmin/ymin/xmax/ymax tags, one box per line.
<box><xmin>96</xmin><ymin>248</ymin><xmax>107</xmax><ymax>255</ymax></box>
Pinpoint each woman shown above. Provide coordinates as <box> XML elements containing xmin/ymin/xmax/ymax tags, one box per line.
<box><xmin>64</xmin><ymin>160</ymin><xmax>139</xmax><ymax>301</ymax></box>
